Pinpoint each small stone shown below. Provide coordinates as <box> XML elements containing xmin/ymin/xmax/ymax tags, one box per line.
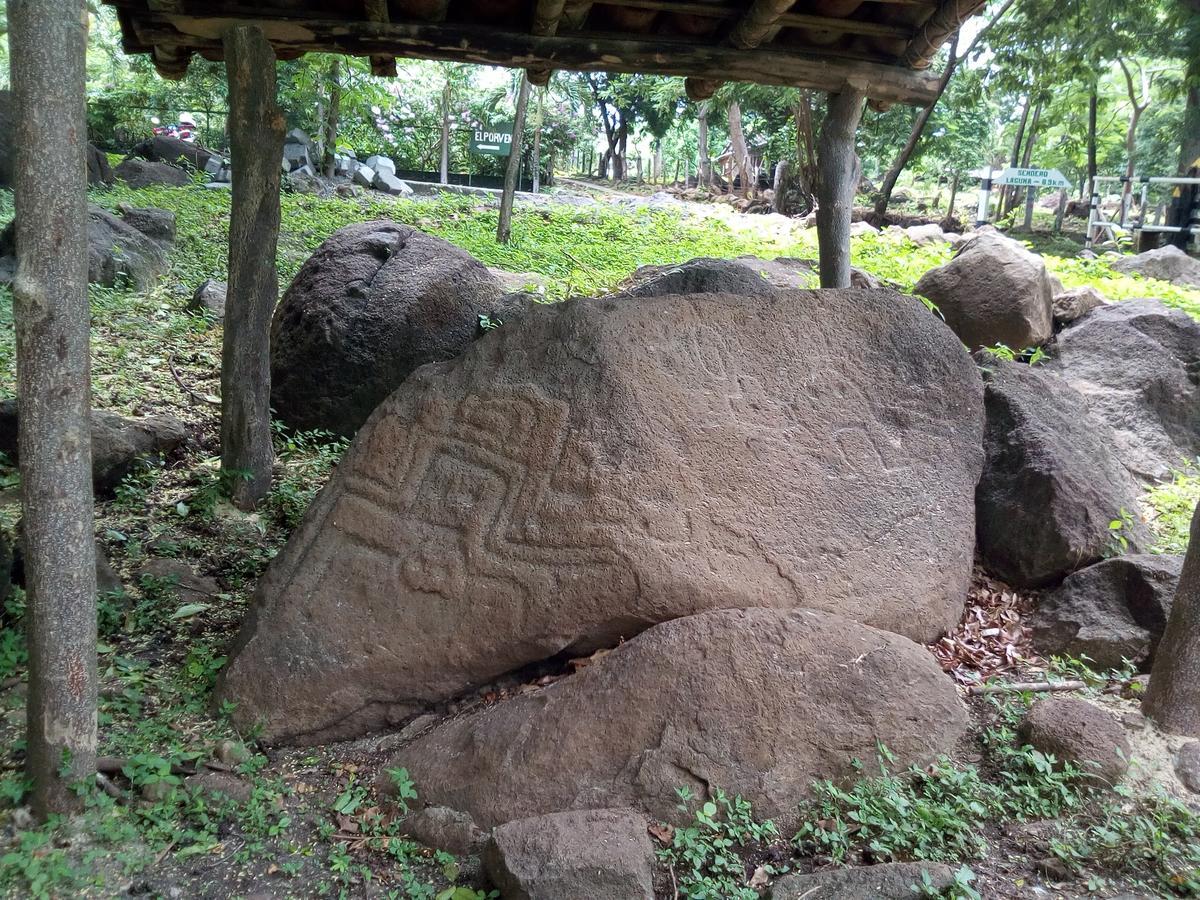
<box><xmin>140</xmin><ymin>781</ymin><xmax>173</xmax><ymax>802</ymax></box>
<box><xmin>1175</xmin><ymin>742</ymin><xmax>1200</xmax><ymax>793</ymax></box>
<box><xmin>484</xmin><ymin>808</ymin><xmax>655</xmax><ymax>900</ymax></box>
<box><xmin>186</xmin><ymin>770</ymin><xmax>254</xmax><ymax>804</ymax></box>
<box><xmin>214</xmin><ymin>739</ymin><xmax>251</xmax><ymax>767</ymax></box>
<box><xmin>1034</xmin><ymin>857</ymin><xmax>1071</xmax><ymax>882</ymax></box>
<box><xmin>10</xmin><ymin>806</ymin><xmax>34</xmax><ymax>830</ymax></box>
<box><xmin>402</xmin><ymin>806</ymin><xmax>485</xmax><ymax>856</ymax></box>
<box><xmin>188</xmin><ymin>279</ymin><xmax>227</xmax><ymax>321</ymax></box>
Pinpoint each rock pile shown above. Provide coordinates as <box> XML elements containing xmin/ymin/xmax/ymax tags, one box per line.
<box><xmin>0</xmin><ymin>204</ymin><xmax>176</xmax><ymax>289</ymax></box>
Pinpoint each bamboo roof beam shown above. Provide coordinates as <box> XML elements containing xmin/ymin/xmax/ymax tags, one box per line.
<box><xmin>902</xmin><ymin>0</ymin><xmax>985</xmax><ymax>68</ymax></box>
<box><xmin>364</xmin><ymin>0</ymin><xmax>398</xmax><ymax>76</ymax></box>
<box><xmin>561</xmin><ymin>0</ymin><xmax>596</xmax><ymax>29</ymax></box>
<box><xmin>126</xmin><ymin>13</ymin><xmax>942</xmax><ymax>104</ymax></box>
<box><xmin>590</xmin><ymin>0</ymin><xmax>915</xmax><ymax>39</ymax></box>
<box><xmin>729</xmin><ymin>0</ymin><xmax>801</xmax><ymax>49</ymax></box>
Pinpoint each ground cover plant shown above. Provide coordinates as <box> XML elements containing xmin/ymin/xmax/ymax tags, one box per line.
<box><xmin>2</xmin><ymin>182</ymin><xmax>1200</xmax><ymax>898</ymax></box>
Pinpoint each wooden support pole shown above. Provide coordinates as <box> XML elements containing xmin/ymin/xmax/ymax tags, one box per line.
<box><xmin>497</xmin><ymin>73</ymin><xmax>532</xmax><ymax>245</ymax></box>
<box><xmin>10</xmin><ymin>0</ymin><xmax>97</xmax><ymax>819</ymax></box>
<box><xmin>816</xmin><ymin>88</ymin><xmax>865</xmax><ymax>288</ymax></box>
<box><xmin>528</xmin><ymin>0</ymin><xmax>568</xmax><ymax>84</ymax></box>
<box><xmin>364</xmin><ymin>0</ymin><xmax>397</xmax><ymax>76</ymax></box>
<box><xmin>222</xmin><ymin>24</ymin><xmax>283</xmax><ymax>510</ymax></box>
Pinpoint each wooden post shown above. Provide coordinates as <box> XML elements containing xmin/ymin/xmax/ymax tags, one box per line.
<box><xmin>10</xmin><ymin>0</ymin><xmax>97</xmax><ymax>819</ymax></box>
<box><xmin>816</xmin><ymin>89</ymin><xmax>865</xmax><ymax>289</ymax></box>
<box><xmin>497</xmin><ymin>73</ymin><xmax>531</xmax><ymax>245</ymax></box>
<box><xmin>222</xmin><ymin>25</ymin><xmax>283</xmax><ymax>509</ymax></box>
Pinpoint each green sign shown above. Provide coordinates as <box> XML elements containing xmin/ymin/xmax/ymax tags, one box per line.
<box><xmin>470</xmin><ymin>121</ymin><xmax>514</xmax><ymax>156</ymax></box>
<box><xmin>995</xmin><ymin>167</ymin><xmax>1070</xmax><ymax>188</ymax></box>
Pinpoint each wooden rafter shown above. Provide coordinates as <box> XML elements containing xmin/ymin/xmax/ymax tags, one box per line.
<box><xmin>364</xmin><ymin>0</ymin><xmax>397</xmax><ymax>76</ymax></box>
<box><xmin>729</xmin><ymin>0</ymin><xmax>800</xmax><ymax>49</ymax></box>
<box><xmin>902</xmin><ymin>0</ymin><xmax>986</xmax><ymax>68</ymax></box>
<box><xmin>125</xmin><ymin>12</ymin><xmax>942</xmax><ymax>103</ymax></box>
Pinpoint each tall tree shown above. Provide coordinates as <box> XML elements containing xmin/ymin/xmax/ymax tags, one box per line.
<box><xmin>1143</xmin><ymin>503</ymin><xmax>1200</xmax><ymax>735</ymax></box>
<box><xmin>9</xmin><ymin>0</ymin><xmax>98</xmax><ymax>819</ymax></box>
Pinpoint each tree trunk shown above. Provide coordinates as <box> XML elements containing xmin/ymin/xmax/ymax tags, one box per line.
<box><xmin>1017</xmin><ymin>100</ymin><xmax>1042</xmax><ymax>223</ymax></box>
<box><xmin>10</xmin><ymin>0</ymin><xmax>97</xmax><ymax>820</ymax></box>
<box><xmin>816</xmin><ymin>89</ymin><xmax>865</xmax><ymax>289</ymax></box>
<box><xmin>874</xmin><ymin>34</ymin><xmax>959</xmax><ymax>219</ymax></box>
<box><xmin>531</xmin><ymin>87</ymin><xmax>543</xmax><ymax>193</ymax></box>
<box><xmin>321</xmin><ymin>58</ymin><xmax>341</xmax><ymax>179</ymax></box>
<box><xmin>697</xmin><ymin>102</ymin><xmax>711</xmax><ymax>187</ymax></box>
<box><xmin>439</xmin><ymin>80</ymin><xmax>451</xmax><ymax>185</ymax></box>
<box><xmin>222</xmin><ymin>24</ymin><xmax>283</xmax><ymax>510</ymax></box>
<box><xmin>945</xmin><ymin>171</ymin><xmax>960</xmax><ymax>223</ymax></box>
<box><xmin>1143</xmin><ymin>502</ymin><xmax>1200</xmax><ymax>735</ymax></box>
<box><xmin>1181</xmin><ymin>79</ymin><xmax>1200</xmax><ymax>174</ymax></box>
<box><xmin>727</xmin><ymin>99</ymin><xmax>754</xmax><ymax>198</ymax></box>
<box><xmin>653</xmin><ymin>141</ymin><xmax>663</xmax><ymax>182</ymax></box>
<box><xmin>497</xmin><ymin>73</ymin><xmax>531</xmax><ymax>244</ymax></box>
<box><xmin>1003</xmin><ymin>94</ymin><xmax>1031</xmax><ymax>215</ymax></box>
<box><xmin>547</xmin><ymin>148</ymin><xmax>555</xmax><ymax>186</ymax></box>
<box><xmin>1087</xmin><ymin>84</ymin><xmax>1099</xmax><ymax>194</ymax></box>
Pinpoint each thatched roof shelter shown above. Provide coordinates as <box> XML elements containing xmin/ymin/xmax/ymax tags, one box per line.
<box><xmin>103</xmin><ymin>0</ymin><xmax>984</xmax><ymax>104</ymax></box>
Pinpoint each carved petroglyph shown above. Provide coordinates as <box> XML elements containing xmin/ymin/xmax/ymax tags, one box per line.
<box><xmin>219</xmin><ymin>290</ymin><xmax>985</xmax><ymax>743</ymax></box>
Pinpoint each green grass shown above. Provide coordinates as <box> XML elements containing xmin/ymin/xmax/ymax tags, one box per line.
<box><xmin>1145</xmin><ymin>462</ymin><xmax>1200</xmax><ymax>555</ymax></box>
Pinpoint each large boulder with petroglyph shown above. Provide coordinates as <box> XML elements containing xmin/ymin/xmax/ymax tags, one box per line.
<box><xmin>218</xmin><ymin>288</ymin><xmax>984</xmax><ymax>744</ymax></box>
<box><xmin>381</xmin><ymin>608</ymin><xmax>969</xmax><ymax>827</ymax></box>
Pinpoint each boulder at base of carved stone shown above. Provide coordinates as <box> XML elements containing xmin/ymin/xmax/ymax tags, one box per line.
<box><xmin>269</xmin><ymin>221</ymin><xmax>523</xmax><ymax>437</ymax></box>
<box><xmin>914</xmin><ymin>231</ymin><xmax>1054</xmax><ymax>350</ymax></box>
<box><xmin>1018</xmin><ymin>697</ymin><xmax>1130</xmax><ymax>784</ymax></box>
<box><xmin>379</xmin><ymin>608</ymin><xmax>969</xmax><ymax>827</ymax></box>
<box><xmin>1112</xmin><ymin>245</ymin><xmax>1200</xmax><ymax>287</ymax></box>
<box><xmin>769</xmin><ymin>863</ymin><xmax>959</xmax><ymax>900</ymax></box>
<box><xmin>1030</xmin><ymin>554</ymin><xmax>1183</xmax><ymax>670</ymax></box>
<box><xmin>483</xmin><ymin>809</ymin><xmax>655</xmax><ymax>900</ymax></box>
<box><xmin>1043</xmin><ymin>298</ymin><xmax>1200</xmax><ymax>481</ymax></box>
<box><xmin>975</xmin><ymin>357</ymin><xmax>1147</xmax><ymax>587</ymax></box>
<box><xmin>218</xmin><ymin>288</ymin><xmax>983</xmax><ymax>744</ymax></box>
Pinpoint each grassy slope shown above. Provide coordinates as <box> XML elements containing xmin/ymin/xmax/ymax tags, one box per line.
<box><xmin>1</xmin><ymin>184</ymin><xmax>1199</xmax><ymax>897</ymax></box>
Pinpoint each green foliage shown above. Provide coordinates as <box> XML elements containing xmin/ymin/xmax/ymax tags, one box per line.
<box><xmin>981</xmin><ymin>343</ymin><xmax>1048</xmax><ymax>365</ymax></box>
<box><xmin>1145</xmin><ymin>461</ymin><xmax>1200</xmax><ymax>554</ymax></box>
<box><xmin>795</xmin><ymin>754</ymin><xmax>991</xmax><ymax>865</ymax></box>
<box><xmin>1050</xmin><ymin>790</ymin><xmax>1200</xmax><ymax>894</ymax></box>
<box><xmin>797</xmin><ymin>709</ymin><xmax>1085</xmax><ymax>868</ymax></box>
<box><xmin>657</xmin><ymin>786</ymin><xmax>780</xmax><ymax>900</ymax></box>
<box><xmin>1045</xmin><ymin>254</ymin><xmax>1200</xmax><ymax>322</ymax></box>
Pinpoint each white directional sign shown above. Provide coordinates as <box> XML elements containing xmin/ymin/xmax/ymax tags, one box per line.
<box><xmin>994</xmin><ymin>167</ymin><xmax>1071</xmax><ymax>188</ymax></box>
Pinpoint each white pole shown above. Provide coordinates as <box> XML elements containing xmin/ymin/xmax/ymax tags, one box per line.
<box><xmin>975</xmin><ymin>168</ymin><xmax>993</xmax><ymax>227</ymax></box>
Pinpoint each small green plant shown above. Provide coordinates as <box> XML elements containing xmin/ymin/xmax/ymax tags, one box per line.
<box><xmin>386</xmin><ymin>766</ymin><xmax>419</xmax><ymax>813</ymax></box>
<box><xmin>916</xmin><ymin>865</ymin><xmax>981</xmax><ymax>899</ymax></box>
<box><xmin>477</xmin><ymin>313</ymin><xmax>502</xmax><ymax>331</ymax></box>
<box><xmin>657</xmin><ymin>786</ymin><xmax>780</xmax><ymax>900</ymax></box>
<box><xmin>1104</xmin><ymin>507</ymin><xmax>1136</xmax><ymax>557</ymax></box>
